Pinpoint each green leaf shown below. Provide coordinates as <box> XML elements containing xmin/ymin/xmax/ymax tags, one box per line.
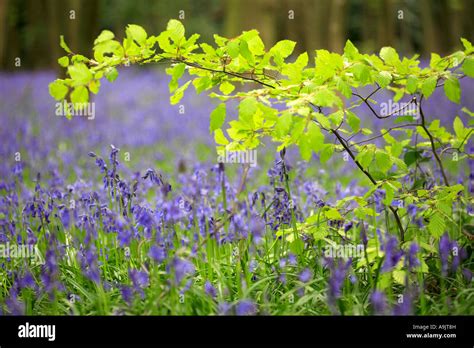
<box><xmin>226</xmin><ymin>40</ymin><xmax>240</xmax><ymax>58</ymax></box>
<box><xmin>307</xmin><ymin>122</ymin><xmax>324</xmax><ymax>153</ymax></box>
<box><xmin>94</xmin><ymin>40</ymin><xmax>123</xmax><ymax>62</ymax></box>
<box><xmin>58</xmin><ymin>56</ymin><xmax>69</xmax><ymax>68</ymax></box>
<box><xmin>325</xmin><ymin>207</ymin><xmax>342</xmax><ymax>220</ymax></box>
<box><xmin>404</xmin><ymin>150</ymin><xmax>422</xmax><ymax>167</ymax></box>
<box><xmin>444</xmin><ymin>77</ymin><xmax>461</xmax><ymax>104</ymax></box>
<box><xmin>428</xmin><ymin>211</ymin><xmax>445</xmax><ymax>239</ymax></box>
<box><xmin>70</xmin><ymin>85</ymin><xmax>89</xmax><ymax>105</ymax></box>
<box><xmin>94</xmin><ymin>30</ymin><xmax>115</xmax><ymax>45</ymax></box>
<box><xmin>421</xmin><ymin>76</ymin><xmax>437</xmax><ymax>98</ymax></box>
<box><xmin>335</xmin><ymin>77</ymin><xmax>352</xmax><ymax>98</ymax></box>
<box><xmin>49</xmin><ymin>80</ymin><xmax>69</xmax><ymax>101</ymax></box>
<box><xmin>346</xmin><ymin>110</ymin><xmax>360</xmax><ymax>132</ymax></box>
<box><xmin>375</xmin><ymin>71</ymin><xmax>392</xmax><ymax>88</ymax></box>
<box><xmin>219</xmin><ymin>81</ymin><xmax>235</xmax><ymax>95</ymax></box>
<box><xmin>329</xmin><ymin>110</ymin><xmax>344</xmax><ymax>127</ymax></box>
<box><xmin>380</xmin><ymin>47</ymin><xmax>399</xmax><ymax>65</ymax></box>
<box><xmin>167</xmin><ymin>63</ymin><xmax>186</xmax><ymax>92</ymax></box>
<box><xmin>214</xmin><ymin>129</ymin><xmax>229</xmax><ymax>145</ymax></box>
<box><xmin>239</xmin><ymin>39</ymin><xmax>254</xmax><ymax>64</ymax></box>
<box><xmin>89</xmin><ymin>79</ymin><xmax>100</xmax><ymax>94</ymax></box>
<box><xmin>193</xmin><ymin>76</ymin><xmax>212</xmax><ymax>94</ymax></box>
<box><xmin>406</xmin><ymin>76</ymin><xmax>418</xmax><ymax>94</ymax></box>
<box><xmin>298</xmin><ymin>136</ymin><xmax>312</xmax><ymax>161</ymax></box>
<box><xmin>343</xmin><ymin>39</ymin><xmax>359</xmax><ymax>59</ymax></box>
<box><xmin>238</xmin><ymin>97</ymin><xmax>258</xmax><ymax>126</ymax></box>
<box><xmin>270</xmin><ymin>40</ymin><xmax>296</xmax><ymax>58</ymax></box>
<box><xmin>68</xmin><ymin>63</ymin><xmax>93</xmax><ymax>85</ymax></box>
<box><xmin>314</xmin><ymin>112</ymin><xmax>331</xmax><ymax>129</ymax></box>
<box><xmin>375</xmin><ymin>151</ymin><xmax>392</xmax><ymax>174</ymax></box>
<box><xmin>313</xmin><ymin>88</ymin><xmax>340</xmax><ymax>107</ymax></box>
<box><xmin>461</xmin><ymin>38</ymin><xmax>474</xmax><ymax>54</ymax></box>
<box><xmin>126</xmin><ymin>24</ymin><xmax>147</xmax><ymax>45</ymax></box>
<box><xmin>105</xmin><ymin>67</ymin><xmax>119</xmax><ymax>82</ymax></box>
<box><xmin>320</xmin><ymin>144</ymin><xmax>334</xmax><ymax>163</ymax></box>
<box><xmin>352</xmin><ymin>63</ymin><xmax>370</xmax><ymax>84</ymax></box>
<box><xmin>274</xmin><ymin>112</ymin><xmax>292</xmax><ymax>138</ymax></box>
<box><xmin>167</xmin><ymin>19</ymin><xmax>185</xmax><ymax>43</ymax></box>
<box><xmin>59</xmin><ymin>35</ymin><xmax>72</xmax><ymax>54</ymax></box>
<box><xmin>453</xmin><ymin>116</ymin><xmax>465</xmax><ymax>138</ymax></box>
<box><xmin>210</xmin><ymin>103</ymin><xmax>226</xmax><ymax>133</ymax></box>
<box><xmin>462</xmin><ymin>57</ymin><xmax>474</xmax><ymax>77</ymax></box>
<box><xmin>170</xmin><ymin>80</ymin><xmax>191</xmax><ymax>105</ymax></box>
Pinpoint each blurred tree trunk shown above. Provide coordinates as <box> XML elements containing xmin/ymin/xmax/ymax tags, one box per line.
<box><xmin>282</xmin><ymin>0</ymin><xmax>304</xmax><ymax>52</ymax></box>
<box><xmin>68</xmin><ymin>0</ymin><xmax>80</xmax><ymax>53</ymax></box>
<box><xmin>305</xmin><ymin>0</ymin><xmax>329</xmax><ymax>53</ymax></box>
<box><xmin>79</xmin><ymin>0</ymin><xmax>99</xmax><ymax>56</ymax></box>
<box><xmin>377</xmin><ymin>0</ymin><xmax>395</xmax><ymax>47</ymax></box>
<box><xmin>224</xmin><ymin>0</ymin><xmax>242</xmax><ymax>38</ymax></box>
<box><xmin>465</xmin><ymin>0</ymin><xmax>474</xmax><ymax>41</ymax></box>
<box><xmin>361</xmin><ymin>1</ymin><xmax>375</xmax><ymax>51</ymax></box>
<box><xmin>328</xmin><ymin>0</ymin><xmax>347</xmax><ymax>53</ymax></box>
<box><xmin>0</xmin><ymin>0</ymin><xmax>8</xmax><ymax>68</ymax></box>
<box><xmin>46</xmin><ymin>0</ymin><xmax>62</xmax><ymax>72</ymax></box>
<box><xmin>447</xmin><ymin>0</ymin><xmax>462</xmax><ymax>50</ymax></box>
<box><xmin>420</xmin><ymin>0</ymin><xmax>439</xmax><ymax>54</ymax></box>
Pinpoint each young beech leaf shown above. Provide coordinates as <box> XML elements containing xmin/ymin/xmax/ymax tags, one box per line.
<box><xmin>59</xmin><ymin>35</ymin><xmax>72</xmax><ymax>54</ymax></box>
<box><xmin>58</xmin><ymin>56</ymin><xmax>69</xmax><ymax>68</ymax></box>
<box><xmin>270</xmin><ymin>40</ymin><xmax>296</xmax><ymax>59</ymax></box>
<box><xmin>68</xmin><ymin>63</ymin><xmax>93</xmax><ymax>85</ymax></box>
<box><xmin>325</xmin><ymin>207</ymin><xmax>342</xmax><ymax>220</ymax></box>
<box><xmin>463</xmin><ymin>57</ymin><xmax>474</xmax><ymax>77</ymax></box>
<box><xmin>49</xmin><ymin>80</ymin><xmax>69</xmax><ymax>101</ymax></box>
<box><xmin>380</xmin><ymin>47</ymin><xmax>399</xmax><ymax>65</ymax></box>
<box><xmin>105</xmin><ymin>67</ymin><xmax>118</xmax><ymax>82</ymax></box>
<box><xmin>444</xmin><ymin>77</ymin><xmax>461</xmax><ymax>104</ymax></box>
<box><xmin>94</xmin><ymin>30</ymin><xmax>115</xmax><ymax>45</ymax></box>
<box><xmin>210</xmin><ymin>103</ymin><xmax>226</xmax><ymax>133</ymax></box>
<box><xmin>126</xmin><ymin>24</ymin><xmax>147</xmax><ymax>46</ymax></box>
<box><xmin>346</xmin><ymin>110</ymin><xmax>360</xmax><ymax>132</ymax></box>
<box><xmin>167</xmin><ymin>20</ymin><xmax>185</xmax><ymax>43</ymax></box>
<box><xmin>421</xmin><ymin>76</ymin><xmax>437</xmax><ymax>98</ymax></box>
<box><xmin>70</xmin><ymin>85</ymin><xmax>89</xmax><ymax>105</ymax></box>
<box><xmin>214</xmin><ymin>129</ymin><xmax>229</xmax><ymax>145</ymax></box>
<box><xmin>406</xmin><ymin>76</ymin><xmax>418</xmax><ymax>94</ymax></box>
<box><xmin>219</xmin><ymin>81</ymin><xmax>235</xmax><ymax>95</ymax></box>
<box><xmin>170</xmin><ymin>80</ymin><xmax>191</xmax><ymax>105</ymax></box>
<box><xmin>428</xmin><ymin>211</ymin><xmax>445</xmax><ymax>239</ymax></box>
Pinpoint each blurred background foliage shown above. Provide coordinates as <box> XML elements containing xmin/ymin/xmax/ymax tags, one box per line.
<box><xmin>0</xmin><ymin>0</ymin><xmax>473</xmax><ymax>70</ymax></box>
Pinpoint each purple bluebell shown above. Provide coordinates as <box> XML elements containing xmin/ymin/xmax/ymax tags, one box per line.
<box><xmin>204</xmin><ymin>281</ymin><xmax>217</xmax><ymax>298</ymax></box>
<box><xmin>381</xmin><ymin>236</ymin><xmax>403</xmax><ymax>272</ymax></box>
<box><xmin>299</xmin><ymin>268</ymin><xmax>312</xmax><ymax>283</ymax></box>
<box><xmin>370</xmin><ymin>290</ymin><xmax>387</xmax><ymax>314</ymax></box>
<box><xmin>236</xmin><ymin>299</ymin><xmax>257</xmax><ymax>315</ymax></box>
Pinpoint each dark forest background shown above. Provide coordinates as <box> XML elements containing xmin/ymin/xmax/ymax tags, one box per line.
<box><xmin>1</xmin><ymin>0</ymin><xmax>473</xmax><ymax>70</ymax></box>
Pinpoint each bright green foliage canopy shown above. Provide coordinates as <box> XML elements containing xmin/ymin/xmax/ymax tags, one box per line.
<box><xmin>49</xmin><ymin>20</ymin><xmax>474</xmax><ymax>242</ymax></box>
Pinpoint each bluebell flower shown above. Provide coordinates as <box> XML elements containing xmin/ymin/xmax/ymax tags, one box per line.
<box><xmin>407</xmin><ymin>242</ymin><xmax>420</xmax><ymax>270</ymax></box>
<box><xmin>370</xmin><ymin>290</ymin><xmax>387</xmax><ymax>314</ymax></box>
<box><xmin>381</xmin><ymin>236</ymin><xmax>403</xmax><ymax>272</ymax></box>
<box><xmin>204</xmin><ymin>281</ymin><xmax>217</xmax><ymax>298</ymax></box>
<box><xmin>236</xmin><ymin>299</ymin><xmax>257</xmax><ymax>315</ymax></box>
<box><xmin>149</xmin><ymin>245</ymin><xmax>166</xmax><ymax>263</ymax></box>
<box><xmin>171</xmin><ymin>257</ymin><xmax>195</xmax><ymax>284</ymax></box>
<box><xmin>218</xmin><ymin>302</ymin><xmax>232</xmax><ymax>315</ymax></box>
<box><xmin>299</xmin><ymin>268</ymin><xmax>312</xmax><ymax>283</ymax></box>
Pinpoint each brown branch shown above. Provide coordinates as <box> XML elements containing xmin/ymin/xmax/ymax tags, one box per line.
<box><xmin>418</xmin><ymin>97</ymin><xmax>450</xmax><ymax>186</ymax></box>
<box><xmin>332</xmin><ymin>128</ymin><xmax>406</xmax><ymax>241</ymax></box>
